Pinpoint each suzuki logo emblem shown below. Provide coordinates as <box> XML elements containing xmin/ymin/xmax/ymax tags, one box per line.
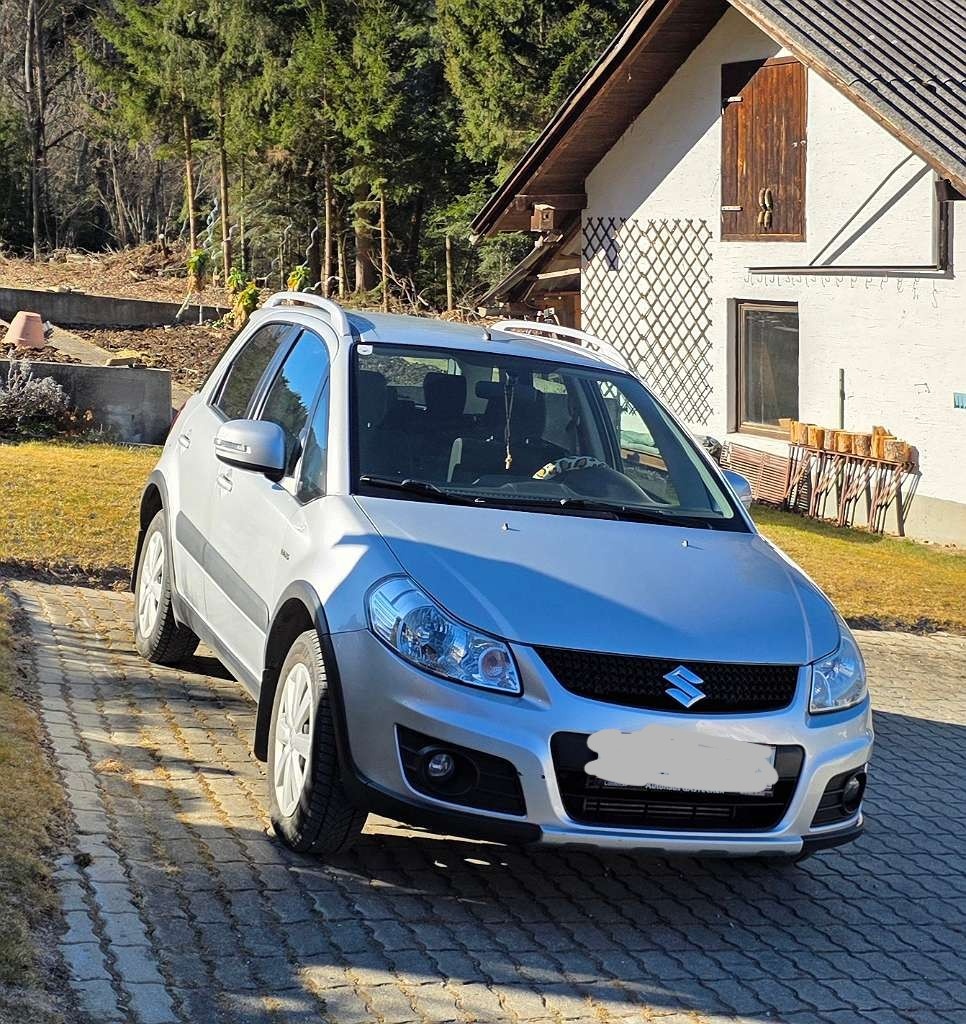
<box><xmin>663</xmin><ymin>665</ymin><xmax>706</xmax><ymax>708</ymax></box>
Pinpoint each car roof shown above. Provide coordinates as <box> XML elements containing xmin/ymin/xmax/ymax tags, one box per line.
<box><xmin>343</xmin><ymin>311</ymin><xmax>618</xmax><ymax>372</ymax></box>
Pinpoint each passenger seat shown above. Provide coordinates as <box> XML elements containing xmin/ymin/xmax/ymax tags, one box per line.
<box><xmin>356</xmin><ymin>370</ymin><xmax>413</xmax><ymax>477</ymax></box>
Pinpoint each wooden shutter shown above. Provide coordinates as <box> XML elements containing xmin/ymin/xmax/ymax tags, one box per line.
<box><xmin>721</xmin><ymin>57</ymin><xmax>806</xmax><ymax>241</ymax></box>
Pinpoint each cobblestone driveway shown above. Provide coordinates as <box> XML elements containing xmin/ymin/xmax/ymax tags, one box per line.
<box><xmin>10</xmin><ymin>581</ymin><xmax>966</xmax><ymax>1024</ymax></box>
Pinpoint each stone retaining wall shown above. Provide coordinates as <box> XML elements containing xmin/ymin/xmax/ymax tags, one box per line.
<box><xmin>0</xmin><ymin>285</ymin><xmax>226</xmax><ymax>327</ymax></box>
<box><xmin>1</xmin><ymin>359</ymin><xmax>171</xmax><ymax>444</ymax></box>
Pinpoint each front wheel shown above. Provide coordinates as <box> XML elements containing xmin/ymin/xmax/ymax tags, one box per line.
<box><xmin>133</xmin><ymin>509</ymin><xmax>198</xmax><ymax>665</ymax></box>
<box><xmin>268</xmin><ymin>630</ymin><xmax>366</xmax><ymax>855</ymax></box>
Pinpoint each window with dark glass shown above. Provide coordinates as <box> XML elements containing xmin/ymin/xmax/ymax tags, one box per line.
<box><xmin>297</xmin><ymin>382</ymin><xmax>330</xmax><ymax>502</ymax></box>
<box><xmin>258</xmin><ymin>330</ymin><xmax>328</xmax><ymax>477</ymax></box>
<box><xmin>737</xmin><ymin>302</ymin><xmax>799</xmax><ymax>434</ymax></box>
<box><xmin>214</xmin><ymin>323</ymin><xmax>291</xmax><ymax>420</ymax></box>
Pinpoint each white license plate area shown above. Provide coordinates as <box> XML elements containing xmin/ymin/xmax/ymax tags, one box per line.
<box><xmin>586</xmin><ymin>725</ymin><xmax>779</xmax><ymax>796</ymax></box>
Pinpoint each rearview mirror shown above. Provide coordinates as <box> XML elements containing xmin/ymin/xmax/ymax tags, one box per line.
<box><xmin>723</xmin><ymin>469</ymin><xmax>754</xmax><ymax>510</ymax></box>
<box><xmin>214</xmin><ymin>419</ymin><xmax>286</xmax><ymax>481</ymax></box>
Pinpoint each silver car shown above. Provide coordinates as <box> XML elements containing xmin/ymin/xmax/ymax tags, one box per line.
<box><xmin>132</xmin><ymin>293</ymin><xmax>872</xmax><ymax>859</ymax></box>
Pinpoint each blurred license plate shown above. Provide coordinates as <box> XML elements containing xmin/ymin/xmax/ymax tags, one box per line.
<box><xmin>586</xmin><ymin>725</ymin><xmax>778</xmax><ymax>796</ymax></box>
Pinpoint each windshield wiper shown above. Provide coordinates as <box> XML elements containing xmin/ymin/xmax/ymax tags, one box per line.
<box><xmin>358</xmin><ymin>475</ymin><xmax>484</xmax><ymax>506</ymax></box>
<box><xmin>556</xmin><ymin>497</ymin><xmax>700</xmax><ymax>526</ymax></box>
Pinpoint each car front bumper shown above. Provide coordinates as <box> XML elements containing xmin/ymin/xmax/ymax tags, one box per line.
<box><xmin>331</xmin><ymin>630</ymin><xmax>873</xmax><ymax>856</ymax></box>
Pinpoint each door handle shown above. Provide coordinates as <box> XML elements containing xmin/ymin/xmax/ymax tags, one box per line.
<box><xmin>178</xmin><ymin>432</ymin><xmax>191</xmax><ymax>450</ymax></box>
<box><xmin>216</xmin><ymin>472</ymin><xmax>233</xmax><ymax>493</ymax></box>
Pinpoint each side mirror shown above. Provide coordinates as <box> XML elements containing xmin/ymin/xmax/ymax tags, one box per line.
<box><xmin>214</xmin><ymin>419</ymin><xmax>286</xmax><ymax>481</ymax></box>
<box><xmin>723</xmin><ymin>469</ymin><xmax>754</xmax><ymax>510</ymax></box>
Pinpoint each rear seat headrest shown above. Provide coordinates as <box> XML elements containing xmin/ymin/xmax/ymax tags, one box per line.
<box><xmin>424</xmin><ymin>372</ymin><xmax>466</xmax><ymax>418</ymax></box>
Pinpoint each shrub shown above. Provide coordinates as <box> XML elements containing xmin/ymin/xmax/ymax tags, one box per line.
<box><xmin>232</xmin><ymin>282</ymin><xmax>260</xmax><ymax>329</ymax></box>
<box><xmin>186</xmin><ymin>248</ymin><xmax>211</xmax><ymax>293</ymax></box>
<box><xmin>286</xmin><ymin>263</ymin><xmax>310</xmax><ymax>292</ymax></box>
<box><xmin>226</xmin><ymin>265</ymin><xmax>247</xmax><ymax>297</ymax></box>
<box><xmin>0</xmin><ymin>361</ymin><xmax>73</xmax><ymax>437</ymax></box>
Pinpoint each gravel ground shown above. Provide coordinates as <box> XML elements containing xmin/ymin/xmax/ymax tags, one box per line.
<box><xmin>75</xmin><ymin>325</ymin><xmax>234</xmax><ymax>390</ymax></box>
<box><xmin>0</xmin><ymin>246</ymin><xmax>226</xmax><ymax>307</ymax></box>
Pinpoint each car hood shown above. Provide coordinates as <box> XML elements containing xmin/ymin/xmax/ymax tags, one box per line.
<box><xmin>355</xmin><ymin>497</ymin><xmax>840</xmax><ymax>665</ymax></box>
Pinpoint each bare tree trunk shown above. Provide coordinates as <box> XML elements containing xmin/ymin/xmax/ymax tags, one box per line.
<box><xmin>322</xmin><ymin>155</ymin><xmax>333</xmax><ymax>297</ymax></box>
<box><xmin>445</xmin><ymin>235</ymin><xmax>454</xmax><ymax>312</ymax></box>
<box><xmin>407</xmin><ymin>191</ymin><xmax>424</xmax><ymax>282</ymax></box>
<box><xmin>181</xmin><ymin>99</ymin><xmax>197</xmax><ymax>252</ymax></box>
<box><xmin>32</xmin><ymin>0</ymin><xmax>52</xmax><ymax>247</ymax></box>
<box><xmin>216</xmin><ymin>82</ymin><xmax>232</xmax><ymax>275</ymax></box>
<box><xmin>238</xmin><ymin>155</ymin><xmax>246</xmax><ymax>273</ymax></box>
<box><xmin>335</xmin><ymin>203</ymin><xmax>347</xmax><ymax>298</ymax></box>
<box><xmin>380</xmin><ymin>190</ymin><xmax>389</xmax><ymax>312</ymax></box>
<box><xmin>23</xmin><ymin>0</ymin><xmax>42</xmax><ymax>259</ymax></box>
<box><xmin>353</xmin><ymin>182</ymin><xmax>375</xmax><ymax>292</ymax></box>
<box><xmin>307</xmin><ymin>179</ymin><xmax>322</xmax><ymax>290</ymax></box>
<box><xmin>109</xmin><ymin>142</ymin><xmax>130</xmax><ymax>245</ymax></box>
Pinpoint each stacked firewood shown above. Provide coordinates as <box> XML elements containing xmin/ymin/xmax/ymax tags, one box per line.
<box><xmin>781</xmin><ymin>420</ymin><xmax>912</xmax><ymax>464</ymax></box>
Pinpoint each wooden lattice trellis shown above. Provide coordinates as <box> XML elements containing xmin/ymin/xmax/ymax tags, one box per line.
<box><xmin>583</xmin><ymin>217</ymin><xmax>713</xmax><ymax>425</ymax></box>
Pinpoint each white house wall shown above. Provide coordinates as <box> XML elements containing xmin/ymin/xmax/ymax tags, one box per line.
<box><xmin>582</xmin><ymin>8</ymin><xmax>966</xmax><ymax>539</ymax></box>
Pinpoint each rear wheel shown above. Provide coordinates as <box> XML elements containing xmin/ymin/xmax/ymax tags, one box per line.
<box><xmin>133</xmin><ymin>509</ymin><xmax>198</xmax><ymax>665</ymax></box>
<box><xmin>268</xmin><ymin>629</ymin><xmax>366</xmax><ymax>855</ymax></box>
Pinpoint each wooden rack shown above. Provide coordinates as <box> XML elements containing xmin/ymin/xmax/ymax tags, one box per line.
<box><xmin>784</xmin><ymin>443</ymin><xmax>916</xmax><ymax>534</ymax></box>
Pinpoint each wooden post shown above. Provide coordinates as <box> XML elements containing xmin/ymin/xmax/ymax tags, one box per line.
<box><xmin>445</xmin><ymin>234</ymin><xmax>454</xmax><ymax>312</ymax></box>
<box><xmin>380</xmin><ymin>190</ymin><xmax>389</xmax><ymax>313</ymax></box>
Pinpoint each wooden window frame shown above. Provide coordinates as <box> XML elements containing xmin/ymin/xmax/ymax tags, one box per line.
<box><xmin>721</xmin><ymin>56</ymin><xmax>807</xmax><ymax>243</ymax></box>
<box><xmin>735</xmin><ymin>299</ymin><xmax>799</xmax><ymax>439</ymax></box>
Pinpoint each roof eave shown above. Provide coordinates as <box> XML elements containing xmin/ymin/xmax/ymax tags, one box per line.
<box><xmin>469</xmin><ymin>0</ymin><xmax>675</xmax><ymax>239</ymax></box>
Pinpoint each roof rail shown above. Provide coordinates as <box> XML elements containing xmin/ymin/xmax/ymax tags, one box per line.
<box><xmin>491</xmin><ymin>320</ymin><xmax>629</xmax><ymax>371</ymax></box>
<box><xmin>264</xmin><ymin>292</ymin><xmax>352</xmax><ymax>339</ymax></box>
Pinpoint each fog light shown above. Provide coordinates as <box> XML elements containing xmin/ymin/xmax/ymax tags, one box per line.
<box><xmin>426</xmin><ymin>751</ymin><xmax>456</xmax><ymax>780</ymax></box>
<box><xmin>842</xmin><ymin>772</ymin><xmax>865</xmax><ymax>813</ymax></box>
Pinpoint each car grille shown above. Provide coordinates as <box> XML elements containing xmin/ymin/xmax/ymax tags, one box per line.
<box><xmin>551</xmin><ymin>733</ymin><xmax>804</xmax><ymax>831</ymax></box>
<box><xmin>535</xmin><ymin>646</ymin><xmax>800</xmax><ymax>713</ymax></box>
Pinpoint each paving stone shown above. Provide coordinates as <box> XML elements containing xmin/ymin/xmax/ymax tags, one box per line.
<box><xmin>61</xmin><ymin>941</ymin><xmax>111</xmax><ymax>983</ymax></box>
<box><xmin>125</xmin><ymin>981</ymin><xmax>179</xmax><ymax>1023</ymax></box>
<box><xmin>73</xmin><ymin>978</ymin><xmax>124</xmax><ymax>1020</ymax></box>
<box><xmin>14</xmin><ymin>583</ymin><xmax>966</xmax><ymax>1024</ymax></box>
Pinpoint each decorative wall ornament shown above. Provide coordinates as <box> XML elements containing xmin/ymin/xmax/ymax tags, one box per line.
<box><xmin>583</xmin><ymin>217</ymin><xmax>713</xmax><ymax>425</ymax></box>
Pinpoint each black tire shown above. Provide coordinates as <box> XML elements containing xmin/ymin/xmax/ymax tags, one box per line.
<box><xmin>268</xmin><ymin>629</ymin><xmax>366</xmax><ymax>855</ymax></box>
<box><xmin>133</xmin><ymin>509</ymin><xmax>199</xmax><ymax>665</ymax></box>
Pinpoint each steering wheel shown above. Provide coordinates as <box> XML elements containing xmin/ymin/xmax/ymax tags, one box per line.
<box><xmin>532</xmin><ymin>456</ymin><xmax>652</xmax><ymax>502</ymax></box>
<box><xmin>532</xmin><ymin>456</ymin><xmax>608</xmax><ymax>481</ymax></box>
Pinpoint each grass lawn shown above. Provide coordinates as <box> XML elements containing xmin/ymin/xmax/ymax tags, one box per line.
<box><xmin>0</xmin><ymin>440</ymin><xmax>156</xmax><ymax>585</ymax></box>
<box><xmin>0</xmin><ymin>593</ymin><xmax>67</xmax><ymax>1022</ymax></box>
<box><xmin>752</xmin><ymin>506</ymin><xmax>965</xmax><ymax>632</ymax></box>
<box><xmin>0</xmin><ymin>440</ymin><xmax>963</xmax><ymax>632</ymax></box>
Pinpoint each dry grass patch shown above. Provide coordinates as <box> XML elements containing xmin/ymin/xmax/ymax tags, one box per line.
<box><xmin>753</xmin><ymin>506</ymin><xmax>966</xmax><ymax>633</ymax></box>
<box><xmin>0</xmin><ymin>594</ymin><xmax>67</xmax><ymax>1022</ymax></box>
<box><xmin>0</xmin><ymin>440</ymin><xmax>157</xmax><ymax>584</ymax></box>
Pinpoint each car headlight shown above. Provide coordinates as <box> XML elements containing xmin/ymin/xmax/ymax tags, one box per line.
<box><xmin>809</xmin><ymin>621</ymin><xmax>868</xmax><ymax>713</ymax></box>
<box><xmin>367</xmin><ymin>577</ymin><xmax>521</xmax><ymax>695</ymax></box>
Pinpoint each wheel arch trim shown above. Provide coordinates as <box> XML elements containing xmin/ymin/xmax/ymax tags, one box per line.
<box><xmin>132</xmin><ymin>472</ymin><xmax>171</xmax><ymax>592</ymax></box>
<box><xmin>254</xmin><ymin>581</ymin><xmax>353</xmax><ymax>766</ymax></box>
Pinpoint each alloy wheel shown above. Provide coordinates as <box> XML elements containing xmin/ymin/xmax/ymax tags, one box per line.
<box><xmin>138</xmin><ymin>531</ymin><xmax>165</xmax><ymax>637</ymax></box>
<box><xmin>273</xmin><ymin>662</ymin><xmax>314</xmax><ymax>817</ymax></box>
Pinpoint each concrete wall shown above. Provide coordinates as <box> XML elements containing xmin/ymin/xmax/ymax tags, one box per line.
<box><xmin>0</xmin><ymin>285</ymin><xmax>226</xmax><ymax>327</ymax></box>
<box><xmin>1</xmin><ymin>360</ymin><xmax>172</xmax><ymax>444</ymax></box>
<box><xmin>583</xmin><ymin>8</ymin><xmax>966</xmax><ymax>543</ymax></box>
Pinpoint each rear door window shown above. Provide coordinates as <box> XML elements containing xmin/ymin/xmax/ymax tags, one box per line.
<box><xmin>214</xmin><ymin>323</ymin><xmax>292</xmax><ymax>420</ymax></box>
<box><xmin>257</xmin><ymin>329</ymin><xmax>329</xmax><ymax>478</ymax></box>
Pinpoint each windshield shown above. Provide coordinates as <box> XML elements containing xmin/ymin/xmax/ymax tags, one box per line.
<box><xmin>352</xmin><ymin>343</ymin><xmax>743</xmax><ymax>530</ymax></box>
